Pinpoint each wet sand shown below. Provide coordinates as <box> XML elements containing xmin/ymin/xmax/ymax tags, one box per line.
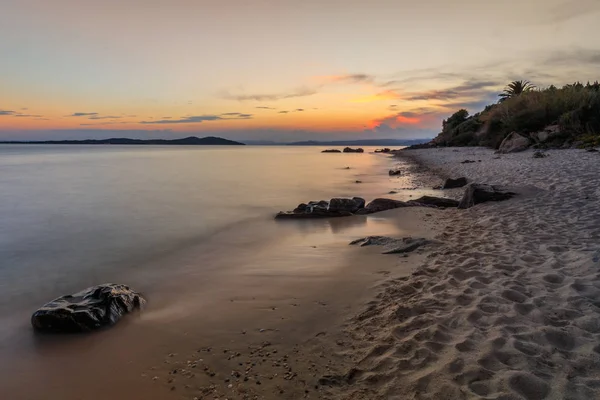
<box><xmin>2</xmin><ymin>207</ymin><xmax>439</xmax><ymax>400</ymax></box>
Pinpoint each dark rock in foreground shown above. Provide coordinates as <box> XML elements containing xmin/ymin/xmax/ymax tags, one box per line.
<box><xmin>343</xmin><ymin>147</ymin><xmax>364</xmax><ymax>153</ymax></box>
<box><xmin>31</xmin><ymin>283</ymin><xmax>145</xmax><ymax>333</ymax></box>
<box><xmin>389</xmin><ymin>169</ymin><xmax>402</xmax><ymax>176</ymax></box>
<box><xmin>350</xmin><ymin>236</ymin><xmax>432</xmax><ymax>254</ymax></box>
<box><xmin>533</xmin><ymin>151</ymin><xmax>549</xmax><ymax>158</ymax></box>
<box><xmin>458</xmin><ymin>183</ymin><xmax>516</xmax><ymax>209</ymax></box>
<box><xmin>442</xmin><ymin>177</ymin><xmax>468</xmax><ymax>189</ymax></box>
<box><xmin>321</xmin><ymin>149</ymin><xmax>342</xmax><ymax>153</ymax></box>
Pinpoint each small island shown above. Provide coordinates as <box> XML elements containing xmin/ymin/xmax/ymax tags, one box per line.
<box><xmin>0</xmin><ymin>136</ymin><xmax>245</xmax><ymax>146</ymax></box>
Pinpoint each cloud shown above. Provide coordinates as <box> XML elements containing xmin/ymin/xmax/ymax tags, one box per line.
<box><xmin>14</xmin><ymin>114</ymin><xmax>43</xmax><ymax>118</ymax></box>
<box><xmin>326</xmin><ymin>73</ymin><xmax>375</xmax><ymax>84</ymax></box>
<box><xmin>0</xmin><ymin>110</ymin><xmax>16</xmax><ymax>116</ymax></box>
<box><xmin>221</xmin><ymin>87</ymin><xmax>317</xmax><ymax>101</ymax></box>
<box><xmin>88</xmin><ymin>115</ymin><xmax>122</xmax><ymax>120</ymax></box>
<box><xmin>70</xmin><ymin>112</ymin><xmax>98</xmax><ymax>117</ymax></box>
<box><xmin>546</xmin><ymin>0</ymin><xmax>600</xmax><ymax>24</ymax></box>
<box><xmin>295</xmin><ymin>108</ymin><xmax>304</xmax><ymax>112</ymax></box>
<box><xmin>256</xmin><ymin>106</ymin><xmax>276</xmax><ymax>110</ymax></box>
<box><xmin>278</xmin><ymin>111</ymin><xmax>289</xmax><ymax>114</ymax></box>
<box><xmin>140</xmin><ymin>113</ymin><xmax>252</xmax><ymax>124</ymax></box>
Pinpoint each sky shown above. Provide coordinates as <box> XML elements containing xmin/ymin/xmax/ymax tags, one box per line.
<box><xmin>1</xmin><ymin>0</ymin><xmax>599</xmax><ymax>142</ymax></box>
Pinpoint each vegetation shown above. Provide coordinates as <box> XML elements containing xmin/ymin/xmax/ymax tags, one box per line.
<box><xmin>498</xmin><ymin>80</ymin><xmax>536</xmax><ymax>102</ymax></box>
<box><xmin>433</xmin><ymin>81</ymin><xmax>600</xmax><ymax>149</ymax></box>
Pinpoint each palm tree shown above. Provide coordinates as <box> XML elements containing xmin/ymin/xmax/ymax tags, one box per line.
<box><xmin>498</xmin><ymin>80</ymin><xmax>536</xmax><ymax>101</ymax></box>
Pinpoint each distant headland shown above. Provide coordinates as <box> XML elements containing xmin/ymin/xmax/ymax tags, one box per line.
<box><xmin>0</xmin><ymin>136</ymin><xmax>245</xmax><ymax>146</ymax></box>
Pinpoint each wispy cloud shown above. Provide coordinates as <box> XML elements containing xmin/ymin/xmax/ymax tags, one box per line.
<box><xmin>88</xmin><ymin>115</ymin><xmax>122</xmax><ymax>120</ymax></box>
<box><xmin>14</xmin><ymin>114</ymin><xmax>43</xmax><ymax>118</ymax></box>
<box><xmin>0</xmin><ymin>110</ymin><xmax>16</xmax><ymax>116</ymax></box>
<box><xmin>140</xmin><ymin>113</ymin><xmax>253</xmax><ymax>124</ymax></box>
<box><xmin>546</xmin><ymin>0</ymin><xmax>600</xmax><ymax>24</ymax></box>
<box><xmin>324</xmin><ymin>73</ymin><xmax>375</xmax><ymax>84</ymax></box>
<box><xmin>256</xmin><ymin>106</ymin><xmax>276</xmax><ymax>110</ymax></box>
<box><xmin>70</xmin><ymin>112</ymin><xmax>98</xmax><ymax>117</ymax></box>
<box><xmin>221</xmin><ymin>87</ymin><xmax>317</xmax><ymax>101</ymax></box>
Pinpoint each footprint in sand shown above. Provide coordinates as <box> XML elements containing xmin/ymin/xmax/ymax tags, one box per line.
<box><xmin>508</xmin><ymin>372</ymin><xmax>550</xmax><ymax>400</ymax></box>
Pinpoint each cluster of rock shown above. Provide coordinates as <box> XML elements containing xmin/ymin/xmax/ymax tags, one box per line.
<box><xmin>375</xmin><ymin>148</ymin><xmax>392</xmax><ymax>153</ymax></box>
<box><xmin>31</xmin><ymin>283</ymin><xmax>145</xmax><ymax>333</ymax></box>
<box><xmin>321</xmin><ymin>147</ymin><xmax>364</xmax><ymax>153</ymax></box>
<box><xmin>276</xmin><ymin>182</ymin><xmax>515</xmax><ymax>219</ymax></box>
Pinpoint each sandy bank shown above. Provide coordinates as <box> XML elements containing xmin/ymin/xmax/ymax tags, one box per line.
<box><xmin>326</xmin><ymin>147</ymin><xmax>600</xmax><ymax>400</ymax></box>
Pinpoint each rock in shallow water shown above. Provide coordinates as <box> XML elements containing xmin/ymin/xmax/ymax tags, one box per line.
<box><xmin>31</xmin><ymin>283</ymin><xmax>145</xmax><ymax>333</ymax></box>
<box><xmin>350</xmin><ymin>236</ymin><xmax>432</xmax><ymax>254</ymax></box>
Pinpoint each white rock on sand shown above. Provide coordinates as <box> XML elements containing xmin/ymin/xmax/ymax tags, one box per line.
<box><xmin>331</xmin><ymin>147</ymin><xmax>600</xmax><ymax>400</ymax></box>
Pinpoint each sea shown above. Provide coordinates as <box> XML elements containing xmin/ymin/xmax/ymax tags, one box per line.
<box><xmin>0</xmin><ymin>144</ymin><xmax>418</xmax><ymax>398</ymax></box>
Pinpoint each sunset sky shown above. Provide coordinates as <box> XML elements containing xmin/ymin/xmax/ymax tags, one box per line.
<box><xmin>1</xmin><ymin>0</ymin><xmax>599</xmax><ymax>142</ymax></box>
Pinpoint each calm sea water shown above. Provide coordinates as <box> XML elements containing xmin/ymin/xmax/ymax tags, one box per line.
<box><xmin>0</xmin><ymin>145</ymin><xmax>401</xmax><ymax>342</ymax></box>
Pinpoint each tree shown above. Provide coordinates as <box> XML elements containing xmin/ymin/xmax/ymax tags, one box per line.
<box><xmin>498</xmin><ymin>80</ymin><xmax>536</xmax><ymax>101</ymax></box>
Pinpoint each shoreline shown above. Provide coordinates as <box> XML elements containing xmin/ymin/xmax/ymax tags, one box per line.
<box><xmin>326</xmin><ymin>147</ymin><xmax>600</xmax><ymax>400</ymax></box>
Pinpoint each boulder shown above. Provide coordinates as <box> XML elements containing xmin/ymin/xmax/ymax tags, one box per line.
<box><xmin>442</xmin><ymin>177</ymin><xmax>468</xmax><ymax>189</ymax></box>
<box><xmin>328</xmin><ymin>197</ymin><xmax>365</xmax><ymax>213</ymax></box>
<box><xmin>408</xmin><ymin>196</ymin><xmax>460</xmax><ymax>208</ymax></box>
<box><xmin>343</xmin><ymin>147</ymin><xmax>364</xmax><ymax>153</ymax></box>
<box><xmin>321</xmin><ymin>149</ymin><xmax>341</xmax><ymax>153</ymax></box>
<box><xmin>355</xmin><ymin>198</ymin><xmax>411</xmax><ymax>214</ymax></box>
<box><xmin>498</xmin><ymin>132</ymin><xmax>530</xmax><ymax>153</ymax></box>
<box><xmin>31</xmin><ymin>283</ymin><xmax>145</xmax><ymax>333</ymax></box>
<box><xmin>389</xmin><ymin>169</ymin><xmax>402</xmax><ymax>176</ymax></box>
<box><xmin>458</xmin><ymin>183</ymin><xmax>516</xmax><ymax>209</ymax></box>
<box><xmin>293</xmin><ymin>200</ymin><xmax>329</xmax><ymax>213</ymax></box>
<box><xmin>533</xmin><ymin>125</ymin><xmax>561</xmax><ymax>143</ymax></box>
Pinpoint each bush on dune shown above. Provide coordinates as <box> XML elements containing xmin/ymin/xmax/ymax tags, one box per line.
<box><xmin>432</xmin><ymin>81</ymin><xmax>600</xmax><ymax>149</ymax></box>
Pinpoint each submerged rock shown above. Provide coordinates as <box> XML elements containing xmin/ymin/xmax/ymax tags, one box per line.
<box><xmin>458</xmin><ymin>183</ymin><xmax>516</xmax><ymax>209</ymax></box>
<box><xmin>275</xmin><ymin>210</ymin><xmax>353</xmax><ymax>219</ymax></box>
<box><xmin>350</xmin><ymin>236</ymin><xmax>431</xmax><ymax>254</ymax></box>
<box><xmin>442</xmin><ymin>177</ymin><xmax>468</xmax><ymax>189</ymax></box>
<box><xmin>321</xmin><ymin>149</ymin><xmax>341</xmax><ymax>153</ymax></box>
<box><xmin>498</xmin><ymin>132</ymin><xmax>530</xmax><ymax>153</ymax></box>
<box><xmin>31</xmin><ymin>283</ymin><xmax>145</xmax><ymax>333</ymax></box>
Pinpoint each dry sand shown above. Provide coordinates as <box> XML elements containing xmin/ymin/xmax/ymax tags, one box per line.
<box><xmin>325</xmin><ymin>147</ymin><xmax>600</xmax><ymax>400</ymax></box>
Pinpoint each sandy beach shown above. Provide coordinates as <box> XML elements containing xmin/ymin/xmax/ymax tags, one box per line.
<box><xmin>324</xmin><ymin>147</ymin><xmax>600</xmax><ymax>400</ymax></box>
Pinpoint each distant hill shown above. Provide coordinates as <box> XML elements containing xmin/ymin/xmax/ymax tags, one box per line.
<box><xmin>0</xmin><ymin>136</ymin><xmax>245</xmax><ymax>145</ymax></box>
<box><xmin>285</xmin><ymin>138</ymin><xmax>431</xmax><ymax>146</ymax></box>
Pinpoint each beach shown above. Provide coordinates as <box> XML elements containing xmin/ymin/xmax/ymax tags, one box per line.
<box><xmin>324</xmin><ymin>147</ymin><xmax>600</xmax><ymax>400</ymax></box>
<box><xmin>3</xmin><ymin>145</ymin><xmax>600</xmax><ymax>400</ymax></box>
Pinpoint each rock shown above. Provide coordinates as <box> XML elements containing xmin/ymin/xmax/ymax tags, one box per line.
<box><xmin>533</xmin><ymin>151</ymin><xmax>549</xmax><ymax>158</ymax></box>
<box><xmin>293</xmin><ymin>200</ymin><xmax>329</xmax><ymax>213</ymax></box>
<box><xmin>355</xmin><ymin>180</ymin><xmax>362</xmax><ymax>184</ymax></box>
<box><xmin>275</xmin><ymin>210</ymin><xmax>352</xmax><ymax>219</ymax></box>
<box><xmin>408</xmin><ymin>196</ymin><xmax>460</xmax><ymax>208</ymax></box>
<box><xmin>586</xmin><ymin>148</ymin><xmax>599</xmax><ymax>152</ymax></box>
<box><xmin>458</xmin><ymin>183</ymin><xmax>516</xmax><ymax>209</ymax></box>
<box><xmin>31</xmin><ymin>283</ymin><xmax>145</xmax><ymax>333</ymax></box>
<box><xmin>328</xmin><ymin>197</ymin><xmax>365</xmax><ymax>213</ymax></box>
<box><xmin>342</xmin><ymin>147</ymin><xmax>364</xmax><ymax>153</ymax></box>
<box><xmin>533</xmin><ymin>125</ymin><xmax>561</xmax><ymax>143</ymax></box>
<box><xmin>442</xmin><ymin>177</ymin><xmax>468</xmax><ymax>189</ymax></box>
<box><xmin>375</xmin><ymin>148</ymin><xmax>391</xmax><ymax>153</ymax></box>
<box><xmin>388</xmin><ymin>191</ymin><xmax>398</xmax><ymax>194</ymax></box>
<box><xmin>355</xmin><ymin>198</ymin><xmax>411</xmax><ymax>214</ymax></box>
<box><xmin>321</xmin><ymin>149</ymin><xmax>341</xmax><ymax>153</ymax></box>
<box><xmin>389</xmin><ymin>169</ymin><xmax>402</xmax><ymax>176</ymax></box>
<box><xmin>498</xmin><ymin>132</ymin><xmax>530</xmax><ymax>153</ymax></box>
<box><xmin>350</xmin><ymin>236</ymin><xmax>431</xmax><ymax>254</ymax></box>
<box><xmin>461</xmin><ymin>160</ymin><xmax>476</xmax><ymax>164</ymax></box>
